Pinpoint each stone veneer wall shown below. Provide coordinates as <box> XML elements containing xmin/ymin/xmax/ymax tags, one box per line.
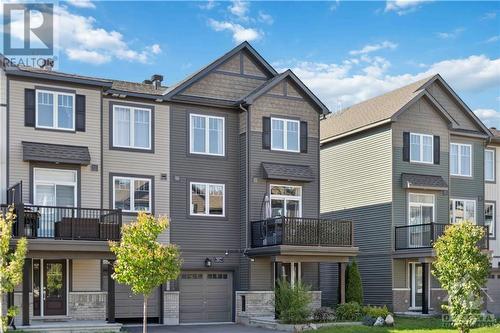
<box><xmin>163</xmin><ymin>291</ymin><xmax>179</xmax><ymax>325</ymax></box>
<box><xmin>236</xmin><ymin>291</ymin><xmax>275</xmax><ymax>324</ymax></box>
<box><xmin>13</xmin><ymin>292</ymin><xmax>33</xmax><ymax>326</ymax></box>
<box><xmin>235</xmin><ymin>291</ymin><xmax>322</xmax><ymax>324</ymax></box>
<box><xmin>68</xmin><ymin>292</ymin><xmax>107</xmax><ymax>320</ymax></box>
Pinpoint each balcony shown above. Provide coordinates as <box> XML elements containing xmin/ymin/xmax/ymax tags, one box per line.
<box><xmin>251</xmin><ymin>217</ymin><xmax>353</xmax><ymax>248</ymax></box>
<box><xmin>2</xmin><ymin>204</ymin><xmax>122</xmax><ymax>241</ymax></box>
<box><xmin>394</xmin><ymin>223</ymin><xmax>489</xmax><ymax>251</ymax></box>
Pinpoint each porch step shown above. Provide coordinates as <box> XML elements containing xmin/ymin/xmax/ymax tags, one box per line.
<box><xmin>248</xmin><ymin>316</ymin><xmax>279</xmax><ymax>330</ymax></box>
<box><xmin>17</xmin><ymin>320</ymin><xmax>122</xmax><ymax>333</ymax></box>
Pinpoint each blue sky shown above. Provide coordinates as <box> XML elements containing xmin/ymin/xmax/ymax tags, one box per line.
<box><xmin>2</xmin><ymin>0</ymin><xmax>500</xmax><ymax>127</ymax></box>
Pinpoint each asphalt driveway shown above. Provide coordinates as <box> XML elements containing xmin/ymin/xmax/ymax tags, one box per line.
<box><xmin>123</xmin><ymin>323</ymin><xmax>278</xmax><ymax>333</ymax></box>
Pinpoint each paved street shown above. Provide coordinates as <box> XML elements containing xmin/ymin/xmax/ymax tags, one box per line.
<box><xmin>124</xmin><ymin>324</ymin><xmax>278</xmax><ymax>333</ymax></box>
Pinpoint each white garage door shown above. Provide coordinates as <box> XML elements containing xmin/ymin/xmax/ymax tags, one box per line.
<box><xmin>179</xmin><ymin>271</ymin><xmax>233</xmax><ymax>323</ymax></box>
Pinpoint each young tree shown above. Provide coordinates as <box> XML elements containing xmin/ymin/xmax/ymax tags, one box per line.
<box><xmin>110</xmin><ymin>213</ymin><xmax>181</xmax><ymax>333</ymax></box>
<box><xmin>433</xmin><ymin>221</ymin><xmax>490</xmax><ymax>333</ymax></box>
<box><xmin>0</xmin><ymin>207</ymin><xmax>27</xmax><ymax>333</ymax></box>
<box><xmin>346</xmin><ymin>260</ymin><xmax>363</xmax><ymax>304</ymax></box>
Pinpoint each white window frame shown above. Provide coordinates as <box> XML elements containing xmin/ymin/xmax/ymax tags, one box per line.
<box><xmin>35</xmin><ymin>90</ymin><xmax>76</xmax><ymax>131</ymax></box>
<box><xmin>269</xmin><ymin>184</ymin><xmax>302</xmax><ymax>218</ymax></box>
<box><xmin>190</xmin><ymin>182</ymin><xmax>225</xmax><ymax>217</ymax></box>
<box><xmin>485</xmin><ymin>202</ymin><xmax>496</xmax><ymax>238</ymax></box>
<box><xmin>450</xmin><ymin>143</ymin><xmax>472</xmax><ymax>177</ymax></box>
<box><xmin>189</xmin><ymin>114</ymin><xmax>225</xmax><ymax>156</ymax></box>
<box><xmin>408</xmin><ymin>262</ymin><xmax>430</xmax><ymax>310</ymax></box>
<box><xmin>450</xmin><ymin>199</ymin><xmax>477</xmax><ymax>224</ymax></box>
<box><xmin>112</xmin><ymin>176</ymin><xmax>152</xmax><ymax>213</ymax></box>
<box><xmin>33</xmin><ymin>168</ymin><xmax>78</xmax><ymax>207</ymax></box>
<box><xmin>409</xmin><ymin>133</ymin><xmax>434</xmax><ymax>164</ymax></box>
<box><xmin>112</xmin><ymin>105</ymin><xmax>152</xmax><ymax>150</ymax></box>
<box><xmin>270</xmin><ymin>117</ymin><xmax>300</xmax><ymax>153</ymax></box>
<box><xmin>485</xmin><ymin>149</ymin><xmax>495</xmax><ymax>182</ymax></box>
<box><xmin>407</xmin><ymin>193</ymin><xmax>435</xmax><ymax>225</ymax></box>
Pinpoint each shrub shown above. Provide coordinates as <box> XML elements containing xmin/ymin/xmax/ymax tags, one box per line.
<box><xmin>275</xmin><ymin>278</ymin><xmax>312</xmax><ymax>324</ymax></box>
<box><xmin>313</xmin><ymin>307</ymin><xmax>336</xmax><ymax>322</ymax></box>
<box><xmin>346</xmin><ymin>260</ymin><xmax>363</xmax><ymax>304</ymax></box>
<box><xmin>363</xmin><ymin>305</ymin><xmax>390</xmax><ymax>318</ymax></box>
<box><xmin>335</xmin><ymin>301</ymin><xmax>363</xmax><ymax>321</ymax></box>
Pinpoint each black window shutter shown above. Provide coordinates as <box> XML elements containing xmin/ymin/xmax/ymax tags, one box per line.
<box><xmin>24</xmin><ymin>89</ymin><xmax>36</xmax><ymax>127</ymax></box>
<box><xmin>403</xmin><ymin>132</ymin><xmax>410</xmax><ymax>162</ymax></box>
<box><xmin>433</xmin><ymin>135</ymin><xmax>440</xmax><ymax>165</ymax></box>
<box><xmin>262</xmin><ymin>117</ymin><xmax>271</xmax><ymax>149</ymax></box>
<box><xmin>300</xmin><ymin>121</ymin><xmax>308</xmax><ymax>153</ymax></box>
<box><xmin>75</xmin><ymin>94</ymin><xmax>86</xmax><ymax>132</ymax></box>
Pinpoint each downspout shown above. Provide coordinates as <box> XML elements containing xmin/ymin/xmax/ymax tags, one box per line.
<box><xmin>238</xmin><ymin>103</ymin><xmax>250</xmax><ymax>253</ymax></box>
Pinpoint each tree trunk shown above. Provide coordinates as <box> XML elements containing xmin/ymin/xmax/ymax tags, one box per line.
<box><xmin>0</xmin><ymin>291</ymin><xmax>4</xmax><ymax>333</ymax></box>
<box><xmin>143</xmin><ymin>295</ymin><xmax>148</xmax><ymax>333</ymax></box>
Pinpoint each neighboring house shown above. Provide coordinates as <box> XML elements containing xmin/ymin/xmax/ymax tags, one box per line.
<box><xmin>0</xmin><ymin>42</ymin><xmax>358</xmax><ymax>328</ymax></box>
<box><xmin>486</xmin><ymin>128</ymin><xmax>500</xmax><ymax>315</ymax></box>
<box><xmin>320</xmin><ymin>75</ymin><xmax>491</xmax><ymax>315</ymax></box>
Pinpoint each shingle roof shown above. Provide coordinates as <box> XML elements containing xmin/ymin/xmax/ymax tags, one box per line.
<box><xmin>262</xmin><ymin>162</ymin><xmax>315</xmax><ymax>182</ymax></box>
<box><xmin>110</xmin><ymin>80</ymin><xmax>167</xmax><ymax>96</ymax></box>
<box><xmin>490</xmin><ymin>128</ymin><xmax>500</xmax><ymax>143</ymax></box>
<box><xmin>320</xmin><ymin>75</ymin><xmax>436</xmax><ymax>141</ymax></box>
<box><xmin>23</xmin><ymin>141</ymin><xmax>91</xmax><ymax>165</ymax></box>
<box><xmin>401</xmin><ymin>173</ymin><xmax>448</xmax><ymax>190</ymax></box>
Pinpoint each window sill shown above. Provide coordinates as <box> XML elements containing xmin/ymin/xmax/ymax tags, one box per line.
<box><xmin>34</xmin><ymin>126</ymin><xmax>76</xmax><ymax>133</ymax></box>
<box><xmin>109</xmin><ymin>146</ymin><xmax>154</xmax><ymax>154</ymax></box>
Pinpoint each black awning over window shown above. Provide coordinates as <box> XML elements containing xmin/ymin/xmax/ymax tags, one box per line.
<box><xmin>402</xmin><ymin>173</ymin><xmax>448</xmax><ymax>191</ymax></box>
<box><xmin>262</xmin><ymin>162</ymin><xmax>315</xmax><ymax>182</ymax></box>
<box><xmin>22</xmin><ymin>141</ymin><xmax>91</xmax><ymax>165</ymax></box>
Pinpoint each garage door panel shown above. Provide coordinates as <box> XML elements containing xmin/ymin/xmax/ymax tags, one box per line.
<box><xmin>179</xmin><ymin>271</ymin><xmax>232</xmax><ymax>323</ymax></box>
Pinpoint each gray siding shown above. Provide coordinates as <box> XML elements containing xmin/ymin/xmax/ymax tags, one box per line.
<box><xmin>320</xmin><ymin>125</ymin><xmax>393</xmax><ymax>307</ymax></box>
<box><xmin>249</xmin><ymin>257</ymin><xmax>273</xmax><ymax>290</ymax></box>
<box><xmin>449</xmin><ymin>136</ymin><xmax>485</xmax><ymax>225</ymax></box>
<box><xmin>392</xmin><ymin>97</ymin><xmax>451</xmax><ymax>226</ymax></box>
<box><xmin>169</xmin><ymin>103</ymin><xmax>241</xmax><ymax>275</ymax></box>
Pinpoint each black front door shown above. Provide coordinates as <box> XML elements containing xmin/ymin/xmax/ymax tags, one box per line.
<box><xmin>43</xmin><ymin>260</ymin><xmax>66</xmax><ymax>316</ymax></box>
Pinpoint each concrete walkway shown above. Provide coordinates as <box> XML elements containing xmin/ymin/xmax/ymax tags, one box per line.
<box><xmin>123</xmin><ymin>323</ymin><xmax>279</xmax><ymax>333</ymax></box>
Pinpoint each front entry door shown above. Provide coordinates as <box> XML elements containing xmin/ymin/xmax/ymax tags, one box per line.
<box><xmin>43</xmin><ymin>260</ymin><xmax>66</xmax><ymax>316</ymax></box>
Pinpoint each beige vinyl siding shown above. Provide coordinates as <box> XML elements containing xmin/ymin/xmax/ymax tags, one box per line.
<box><xmin>72</xmin><ymin>259</ymin><xmax>101</xmax><ymax>291</ymax></box>
<box><xmin>102</xmin><ymin>98</ymin><xmax>170</xmax><ymax>244</ymax></box>
<box><xmin>320</xmin><ymin>125</ymin><xmax>392</xmax><ymax>213</ymax></box>
<box><xmin>8</xmin><ymin>77</ymin><xmax>102</xmax><ymax>208</ymax></box>
<box><xmin>393</xmin><ymin>260</ymin><xmax>408</xmax><ymax>289</ymax></box>
<box><xmin>242</xmin><ymin>53</ymin><xmax>267</xmax><ymax>78</ymax></box>
<box><xmin>250</xmin><ymin>257</ymin><xmax>273</xmax><ymax>291</ymax></box>
<box><xmin>426</xmin><ymin>81</ymin><xmax>479</xmax><ymax>131</ymax></box>
<box><xmin>217</xmin><ymin>54</ymin><xmax>241</xmax><ymax>73</ymax></box>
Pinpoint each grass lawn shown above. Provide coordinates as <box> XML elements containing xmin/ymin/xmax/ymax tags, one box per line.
<box><xmin>317</xmin><ymin>317</ymin><xmax>500</xmax><ymax>333</ymax></box>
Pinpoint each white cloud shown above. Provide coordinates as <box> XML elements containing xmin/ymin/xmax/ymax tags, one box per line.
<box><xmin>330</xmin><ymin>0</ymin><xmax>340</xmax><ymax>11</ymax></box>
<box><xmin>65</xmin><ymin>0</ymin><xmax>95</xmax><ymax>9</ymax></box>
<box><xmin>199</xmin><ymin>0</ymin><xmax>217</xmax><ymax>10</ymax></box>
<box><xmin>436</xmin><ymin>27</ymin><xmax>464</xmax><ymax>40</ymax></box>
<box><xmin>484</xmin><ymin>35</ymin><xmax>500</xmax><ymax>43</ymax></box>
<box><xmin>473</xmin><ymin>109</ymin><xmax>500</xmax><ymax>128</ymax></box>
<box><xmin>66</xmin><ymin>49</ymin><xmax>110</xmax><ymax>64</ymax></box>
<box><xmin>208</xmin><ymin>19</ymin><xmax>261</xmax><ymax>43</ymax></box>
<box><xmin>258</xmin><ymin>11</ymin><xmax>274</xmax><ymax>25</ymax></box>
<box><xmin>385</xmin><ymin>0</ymin><xmax>432</xmax><ymax>15</ymax></box>
<box><xmin>349</xmin><ymin>41</ymin><xmax>398</xmax><ymax>55</ymax></box>
<box><xmin>228</xmin><ymin>0</ymin><xmax>250</xmax><ymax>21</ymax></box>
<box><xmin>481</xmin><ymin>12</ymin><xmax>497</xmax><ymax>20</ymax></box>
<box><xmin>276</xmin><ymin>54</ymin><xmax>500</xmax><ymax>114</ymax></box>
<box><xmin>148</xmin><ymin>44</ymin><xmax>162</xmax><ymax>55</ymax></box>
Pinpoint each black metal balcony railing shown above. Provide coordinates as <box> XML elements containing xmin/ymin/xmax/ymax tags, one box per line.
<box><xmin>395</xmin><ymin>223</ymin><xmax>489</xmax><ymax>250</ymax></box>
<box><xmin>251</xmin><ymin>217</ymin><xmax>353</xmax><ymax>248</ymax></box>
<box><xmin>1</xmin><ymin>204</ymin><xmax>122</xmax><ymax>241</ymax></box>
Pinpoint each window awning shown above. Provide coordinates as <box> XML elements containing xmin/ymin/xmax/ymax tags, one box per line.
<box><xmin>262</xmin><ymin>162</ymin><xmax>315</xmax><ymax>182</ymax></box>
<box><xmin>402</xmin><ymin>173</ymin><xmax>448</xmax><ymax>191</ymax></box>
<box><xmin>22</xmin><ymin>141</ymin><xmax>91</xmax><ymax>165</ymax></box>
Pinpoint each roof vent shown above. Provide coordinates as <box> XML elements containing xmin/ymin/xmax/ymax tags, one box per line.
<box><xmin>151</xmin><ymin>74</ymin><xmax>163</xmax><ymax>89</ymax></box>
<box><xmin>143</xmin><ymin>79</ymin><xmax>152</xmax><ymax>85</ymax></box>
<box><xmin>40</xmin><ymin>58</ymin><xmax>54</xmax><ymax>71</ymax></box>
<box><xmin>491</xmin><ymin>127</ymin><xmax>497</xmax><ymax>130</ymax></box>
